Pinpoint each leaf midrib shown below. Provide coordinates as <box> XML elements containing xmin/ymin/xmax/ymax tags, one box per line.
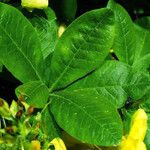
<box><xmin>69</xmin><ymin>82</ymin><xmax>150</xmax><ymax>91</ymax></box>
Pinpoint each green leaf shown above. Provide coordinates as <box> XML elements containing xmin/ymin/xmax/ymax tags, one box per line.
<box><xmin>15</xmin><ymin>81</ymin><xmax>49</xmax><ymax>108</ymax></box>
<box><xmin>0</xmin><ymin>3</ymin><xmax>44</xmax><ymax>83</ymax></box>
<box><xmin>44</xmin><ymin>7</ymin><xmax>56</xmax><ymax>21</ymax></box>
<box><xmin>30</xmin><ymin>9</ymin><xmax>58</xmax><ymax>84</ymax></box>
<box><xmin>50</xmin><ymin>90</ymin><xmax>123</xmax><ymax>146</ymax></box>
<box><xmin>132</xmin><ymin>18</ymin><xmax>150</xmax><ymax>72</ymax></box>
<box><xmin>41</xmin><ymin>107</ymin><xmax>60</xmax><ymax>140</ymax></box>
<box><xmin>66</xmin><ymin>61</ymin><xmax>150</xmax><ymax>108</ymax></box>
<box><xmin>30</xmin><ymin>9</ymin><xmax>58</xmax><ymax>59</ymax></box>
<box><xmin>49</xmin><ymin>8</ymin><xmax>115</xmax><ymax>91</ymax></box>
<box><xmin>107</xmin><ymin>0</ymin><xmax>136</xmax><ymax>65</ymax></box>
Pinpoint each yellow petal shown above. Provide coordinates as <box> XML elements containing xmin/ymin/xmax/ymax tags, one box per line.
<box><xmin>120</xmin><ymin>109</ymin><xmax>148</xmax><ymax>150</ymax></box>
<box><xmin>129</xmin><ymin>109</ymin><xmax>147</xmax><ymax>141</ymax></box>
<box><xmin>136</xmin><ymin>141</ymin><xmax>147</xmax><ymax>150</ymax></box>
<box><xmin>49</xmin><ymin>138</ymin><xmax>67</xmax><ymax>150</ymax></box>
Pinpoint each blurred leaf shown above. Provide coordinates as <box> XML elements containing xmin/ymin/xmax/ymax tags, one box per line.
<box><xmin>10</xmin><ymin>100</ymin><xmax>18</xmax><ymax>118</ymax></box>
<box><xmin>140</xmin><ymin>93</ymin><xmax>150</xmax><ymax>112</ymax></box>
<box><xmin>0</xmin><ymin>98</ymin><xmax>12</xmax><ymax>120</ymax></box>
<box><xmin>50</xmin><ymin>0</ymin><xmax>77</xmax><ymax>23</ymax></box>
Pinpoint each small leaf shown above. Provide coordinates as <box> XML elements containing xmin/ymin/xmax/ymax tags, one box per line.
<box><xmin>10</xmin><ymin>100</ymin><xmax>18</xmax><ymax>118</ymax></box>
<box><xmin>135</xmin><ymin>16</ymin><xmax>150</xmax><ymax>30</ymax></box>
<box><xmin>49</xmin><ymin>8</ymin><xmax>115</xmax><ymax>91</ymax></box>
<box><xmin>0</xmin><ymin>98</ymin><xmax>12</xmax><ymax>120</ymax></box>
<box><xmin>50</xmin><ymin>90</ymin><xmax>123</xmax><ymax>146</ymax></box>
<box><xmin>15</xmin><ymin>81</ymin><xmax>49</xmax><ymax>108</ymax></box>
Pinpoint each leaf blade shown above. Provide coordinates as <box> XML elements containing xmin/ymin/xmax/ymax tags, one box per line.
<box><xmin>50</xmin><ymin>90</ymin><xmax>123</xmax><ymax>146</ymax></box>
<box><xmin>0</xmin><ymin>3</ymin><xmax>44</xmax><ymax>83</ymax></box>
<box><xmin>49</xmin><ymin>8</ymin><xmax>115</xmax><ymax>91</ymax></box>
<box><xmin>66</xmin><ymin>61</ymin><xmax>150</xmax><ymax>108</ymax></box>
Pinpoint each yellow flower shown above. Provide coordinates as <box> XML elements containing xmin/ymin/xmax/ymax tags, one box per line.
<box><xmin>21</xmin><ymin>0</ymin><xmax>48</xmax><ymax>12</ymax></box>
<box><xmin>30</xmin><ymin>140</ymin><xmax>41</xmax><ymax>150</ymax></box>
<box><xmin>49</xmin><ymin>137</ymin><xmax>67</xmax><ymax>150</ymax></box>
<box><xmin>120</xmin><ymin>109</ymin><xmax>148</xmax><ymax>150</ymax></box>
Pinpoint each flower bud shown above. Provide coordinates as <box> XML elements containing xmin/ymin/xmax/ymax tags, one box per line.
<box><xmin>58</xmin><ymin>24</ymin><xmax>66</xmax><ymax>37</ymax></box>
<box><xmin>49</xmin><ymin>138</ymin><xmax>67</xmax><ymax>150</ymax></box>
<box><xmin>21</xmin><ymin>0</ymin><xmax>48</xmax><ymax>12</ymax></box>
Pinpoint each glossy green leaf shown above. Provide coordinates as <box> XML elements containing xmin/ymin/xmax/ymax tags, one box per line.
<box><xmin>132</xmin><ymin>18</ymin><xmax>150</xmax><ymax>72</ymax></box>
<box><xmin>50</xmin><ymin>90</ymin><xmax>123</xmax><ymax>146</ymax></box>
<box><xmin>30</xmin><ymin>9</ymin><xmax>58</xmax><ymax>84</ymax></box>
<box><xmin>41</xmin><ymin>107</ymin><xmax>60</xmax><ymax>140</ymax></box>
<box><xmin>0</xmin><ymin>3</ymin><xmax>44</xmax><ymax>83</ymax></box>
<box><xmin>15</xmin><ymin>81</ymin><xmax>49</xmax><ymax>108</ymax></box>
<box><xmin>107</xmin><ymin>0</ymin><xmax>136</xmax><ymax>65</ymax></box>
<box><xmin>66</xmin><ymin>61</ymin><xmax>150</xmax><ymax>108</ymax></box>
<box><xmin>49</xmin><ymin>8</ymin><xmax>115</xmax><ymax>91</ymax></box>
